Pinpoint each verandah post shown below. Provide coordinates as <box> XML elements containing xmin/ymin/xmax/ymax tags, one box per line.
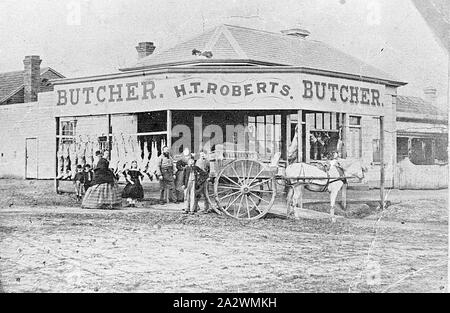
<box><xmin>166</xmin><ymin>109</ymin><xmax>172</xmax><ymax>204</ymax></box>
<box><xmin>107</xmin><ymin>114</ymin><xmax>112</xmax><ymax>156</ymax></box>
<box><xmin>54</xmin><ymin>117</ymin><xmax>60</xmax><ymax>193</ymax></box>
<box><xmin>167</xmin><ymin>109</ymin><xmax>172</xmax><ymax>151</ymax></box>
<box><xmin>297</xmin><ymin>110</ymin><xmax>302</xmax><ymax>162</ymax></box>
<box><xmin>285</xmin><ymin>113</ymin><xmax>291</xmax><ymax>161</ymax></box>
<box><xmin>380</xmin><ymin>115</ymin><xmax>385</xmax><ymax>209</ymax></box>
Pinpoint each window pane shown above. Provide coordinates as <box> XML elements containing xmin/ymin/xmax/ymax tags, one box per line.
<box><xmin>373</xmin><ymin>139</ymin><xmax>380</xmax><ymax>162</ymax></box>
<box><xmin>274</xmin><ymin>123</ymin><xmax>281</xmax><ymax>153</ymax></box>
<box><xmin>266</xmin><ymin>122</ymin><xmax>273</xmax><ymax>155</ymax></box>
<box><xmin>257</xmin><ymin>119</ymin><xmax>265</xmax><ymax>155</ymax></box>
<box><xmin>349</xmin><ymin>116</ymin><xmax>361</xmax><ymax>126</ymax></box>
<box><xmin>275</xmin><ymin>114</ymin><xmax>281</xmax><ymax>124</ymax></box>
<box><xmin>248</xmin><ymin>121</ymin><xmax>256</xmax><ymax>152</ymax></box>
<box><xmin>349</xmin><ymin>127</ymin><xmax>361</xmax><ymax>158</ymax></box>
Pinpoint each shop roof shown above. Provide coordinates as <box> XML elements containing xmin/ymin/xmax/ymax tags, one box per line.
<box><xmin>0</xmin><ymin>67</ymin><xmax>64</xmax><ymax>104</ymax></box>
<box><xmin>397</xmin><ymin>95</ymin><xmax>447</xmax><ymax>121</ymax></box>
<box><xmin>121</xmin><ymin>24</ymin><xmax>405</xmax><ymax>86</ymax></box>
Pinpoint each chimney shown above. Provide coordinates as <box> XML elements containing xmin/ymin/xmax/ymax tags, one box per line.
<box><xmin>423</xmin><ymin>87</ymin><xmax>437</xmax><ymax>105</ymax></box>
<box><xmin>281</xmin><ymin>28</ymin><xmax>310</xmax><ymax>39</ymax></box>
<box><xmin>135</xmin><ymin>42</ymin><xmax>156</xmax><ymax>59</ymax></box>
<box><xmin>23</xmin><ymin>55</ymin><xmax>42</xmax><ymax>103</ymax></box>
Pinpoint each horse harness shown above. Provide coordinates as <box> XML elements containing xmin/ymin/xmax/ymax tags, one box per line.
<box><xmin>287</xmin><ymin>162</ymin><xmax>347</xmax><ymax>193</ymax></box>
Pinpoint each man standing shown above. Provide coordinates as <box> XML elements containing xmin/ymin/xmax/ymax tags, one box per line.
<box><xmin>182</xmin><ymin>156</ymin><xmax>198</xmax><ymax>214</ymax></box>
<box><xmin>174</xmin><ymin>148</ymin><xmax>190</xmax><ymax>203</ymax></box>
<box><xmin>157</xmin><ymin>146</ymin><xmax>176</xmax><ymax>204</ymax></box>
<box><xmin>194</xmin><ymin>150</ymin><xmax>211</xmax><ymax>212</ymax></box>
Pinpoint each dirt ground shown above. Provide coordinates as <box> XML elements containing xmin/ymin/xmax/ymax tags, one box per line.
<box><xmin>0</xmin><ymin>179</ymin><xmax>447</xmax><ymax>293</ymax></box>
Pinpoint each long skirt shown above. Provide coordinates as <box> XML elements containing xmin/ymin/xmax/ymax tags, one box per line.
<box><xmin>81</xmin><ymin>183</ymin><xmax>122</xmax><ymax>209</ymax></box>
<box><xmin>121</xmin><ymin>182</ymin><xmax>144</xmax><ymax>200</ymax></box>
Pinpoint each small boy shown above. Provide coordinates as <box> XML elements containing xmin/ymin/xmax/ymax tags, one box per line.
<box><xmin>83</xmin><ymin>164</ymin><xmax>93</xmax><ymax>192</ymax></box>
<box><xmin>182</xmin><ymin>157</ymin><xmax>197</xmax><ymax>214</ymax></box>
<box><xmin>195</xmin><ymin>150</ymin><xmax>210</xmax><ymax>213</ymax></box>
<box><xmin>73</xmin><ymin>165</ymin><xmax>85</xmax><ymax>201</ymax></box>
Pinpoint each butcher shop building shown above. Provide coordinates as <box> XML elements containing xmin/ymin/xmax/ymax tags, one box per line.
<box><xmin>0</xmin><ymin>25</ymin><xmax>408</xmax><ymax>188</ymax></box>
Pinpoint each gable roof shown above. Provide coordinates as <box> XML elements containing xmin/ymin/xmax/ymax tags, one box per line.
<box><xmin>0</xmin><ymin>67</ymin><xmax>64</xmax><ymax>103</ymax></box>
<box><xmin>397</xmin><ymin>95</ymin><xmax>447</xmax><ymax>121</ymax></box>
<box><xmin>121</xmin><ymin>24</ymin><xmax>405</xmax><ymax>86</ymax></box>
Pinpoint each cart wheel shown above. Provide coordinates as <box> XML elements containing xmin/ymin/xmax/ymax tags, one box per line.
<box><xmin>214</xmin><ymin>159</ymin><xmax>276</xmax><ymax>220</ymax></box>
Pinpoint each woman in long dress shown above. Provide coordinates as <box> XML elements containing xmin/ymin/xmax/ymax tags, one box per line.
<box><xmin>121</xmin><ymin>160</ymin><xmax>144</xmax><ymax>207</ymax></box>
<box><xmin>81</xmin><ymin>152</ymin><xmax>122</xmax><ymax>209</ymax></box>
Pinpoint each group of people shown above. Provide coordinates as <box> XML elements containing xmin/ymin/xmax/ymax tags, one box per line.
<box><xmin>157</xmin><ymin>146</ymin><xmax>211</xmax><ymax>214</ymax></box>
<box><xmin>74</xmin><ymin>150</ymin><xmax>123</xmax><ymax>209</ymax></box>
<box><xmin>73</xmin><ymin>146</ymin><xmax>211</xmax><ymax>214</ymax></box>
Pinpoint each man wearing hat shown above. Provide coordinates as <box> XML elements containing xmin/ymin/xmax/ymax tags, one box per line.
<box><xmin>174</xmin><ymin>148</ymin><xmax>191</xmax><ymax>203</ymax></box>
<box><xmin>194</xmin><ymin>150</ymin><xmax>211</xmax><ymax>212</ymax></box>
<box><xmin>156</xmin><ymin>146</ymin><xmax>177</xmax><ymax>204</ymax></box>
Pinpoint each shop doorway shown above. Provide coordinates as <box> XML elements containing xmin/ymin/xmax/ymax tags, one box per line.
<box><xmin>25</xmin><ymin>138</ymin><xmax>38</xmax><ymax>179</ymax></box>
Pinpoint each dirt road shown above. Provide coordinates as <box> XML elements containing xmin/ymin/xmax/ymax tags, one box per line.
<box><xmin>0</xmin><ymin>179</ymin><xmax>447</xmax><ymax>292</ymax></box>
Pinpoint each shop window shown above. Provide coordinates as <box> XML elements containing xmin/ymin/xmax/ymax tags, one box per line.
<box><xmin>98</xmin><ymin>136</ymin><xmax>109</xmax><ymax>152</ymax></box>
<box><xmin>60</xmin><ymin>120</ymin><xmax>76</xmax><ymax>144</ymax></box>
<box><xmin>137</xmin><ymin>111</ymin><xmax>167</xmax><ymax>133</ymax></box>
<box><xmin>411</xmin><ymin>138</ymin><xmax>434</xmax><ymax>165</ymax></box>
<box><xmin>310</xmin><ymin>131</ymin><xmax>340</xmax><ymax>160</ymax></box>
<box><xmin>372</xmin><ymin>139</ymin><xmax>381</xmax><ymax>163</ymax></box>
<box><xmin>372</xmin><ymin>118</ymin><xmax>381</xmax><ymax>163</ymax></box>
<box><xmin>349</xmin><ymin>116</ymin><xmax>361</xmax><ymax>126</ymax></box>
<box><xmin>435</xmin><ymin>136</ymin><xmax>448</xmax><ymax>164</ymax></box>
<box><xmin>397</xmin><ymin>137</ymin><xmax>409</xmax><ymax>162</ymax></box>
<box><xmin>348</xmin><ymin>116</ymin><xmax>361</xmax><ymax>158</ymax></box>
<box><xmin>247</xmin><ymin>114</ymin><xmax>281</xmax><ymax>159</ymax></box>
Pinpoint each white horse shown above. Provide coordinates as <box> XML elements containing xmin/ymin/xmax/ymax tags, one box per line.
<box><xmin>285</xmin><ymin>159</ymin><xmax>367</xmax><ymax>222</ymax></box>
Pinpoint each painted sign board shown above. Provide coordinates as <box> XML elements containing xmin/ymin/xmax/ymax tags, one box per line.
<box><xmin>53</xmin><ymin>72</ymin><xmax>388</xmax><ymax>117</ymax></box>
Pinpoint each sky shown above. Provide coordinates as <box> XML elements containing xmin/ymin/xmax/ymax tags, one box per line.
<box><xmin>0</xmin><ymin>0</ymin><xmax>448</xmax><ymax>109</ymax></box>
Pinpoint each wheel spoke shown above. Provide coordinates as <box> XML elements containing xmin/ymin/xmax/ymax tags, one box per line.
<box><xmin>216</xmin><ymin>189</ymin><xmax>233</xmax><ymax>197</ymax></box>
<box><xmin>241</xmin><ymin>161</ymin><xmax>247</xmax><ymax>184</ymax></box>
<box><xmin>250</xmin><ymin>189</ymin><xmax>274</xmax><ymax>193</ymax></box>
<box><xmin>247</xmin><ymin>161</ymin><xmax>254</xmax><ymax>182</ymax></box>
<box><xmin>230</xmin><ymin>164</ymin><xmax>244</xmax><ymax>185</ymax></box>
<box><xmin>248</xmin><ymin>168</ymin><xmax>264</xmax><ymax>186</ymax></box>
<box><xmin>249</xmin><ymin>178</ymin><xmax>272</xmax><ymax>190</ymax></box>
<box><xmin>217</xmin><ymin>185</ymin><xmax>240</xmax><ymax>190</ymax></box>
<box><xmin>221</xmin><ymin>174</ymin><xmax>241</xmax><ymax>187</ymax></box>
<box><xmin>245</xmin><ymin>195</ymin><xmax>251</xmax><ymax>219</ymax></box>
<box><xmin>249</xmin><ymin>191</ymin><xmax>270</xmax><ymax>204</ymax></box>
<box><xmin>224</xmin><ymin>193</ymin><xmax>243</xmax><ymax>212</ymax></box>
<box><xmin>248</xmin><ymin>194</ymin><xmax>262</xmax><ymax>214</ymax></box>
<box><xmin>236</xmin><ymin>194</ymin><xmax>245</xmax><ymax>217</ymax></box>
<box><xmin>219</xmin><ymin>190</ymin><xmax>242</xmax><ymax>201</ymax></box>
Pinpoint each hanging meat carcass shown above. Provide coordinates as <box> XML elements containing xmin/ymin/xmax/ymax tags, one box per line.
<box><xmin>146</xmin><ymin>139</ymin><xmax>160</xmax><ymax>180</ymax></box>
<box><xmin>117</xmin><ymin>133</ymin><xmax>128</xmax><ymax>173</ymax></box>
<box><xmin>62</xmin><ymin>143</ymin><xmax>71</xmax><ymax>179</ymax></box>
<box><xmin>110</xmin><ymin>134</ymin><xmax>120</xmax><ymax>173</ymax></box>
<box><xmin>132</xmin><ymin>136</ymin><xmax>141</xmax><ymax>163</ymax></box>
<box><xmin>141</xmin><ymin>140</ymin><xmax>150</xmax><ymax>175</ymax></box>
<box><xmin>85</xmin><ymin>136</ymin><xmax>94</xmax><ymax>166</ymax></box>
<box><xmin>76</xmin><ymin>135</ymin><xmax>86</xmax><ymax>167</ymax></box>
<box><xmin>56</xmin><ymin>141</ymin><xmax>65</xmax><ymax>179</ymax></box>
<box><xmin>69</xmin><ymin>142</ymin><xmax>77</xmax><ymax>179</ymax></box>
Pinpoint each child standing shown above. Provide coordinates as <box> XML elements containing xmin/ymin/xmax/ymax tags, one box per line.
<box><xmin>83</xmin><ymin>164</ymin><xmax>93</xmax><ymax>192</ymax></box>
<box><xmin>182</xmin><ymin>157</ymin><xmax>197</xmax><ymax>214</ymax></box>
<box><xmin>121</xmin><ymin>160</ymin><xmax>144</xmax><ymax>207</ymax></box>
<box><xmin>73</xmin><ymin>165</ymin><xmax>85</xmax><ymax>201</ymax></box>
